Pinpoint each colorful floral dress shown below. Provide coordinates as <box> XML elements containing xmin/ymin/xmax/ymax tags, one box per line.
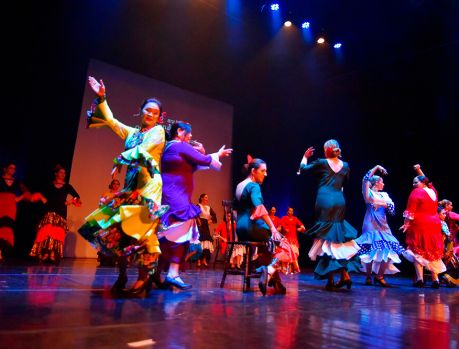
<box><xmin>78</xmin><ymin>98</ymin><xmax>167</xmax><ymax>261</ymax></box>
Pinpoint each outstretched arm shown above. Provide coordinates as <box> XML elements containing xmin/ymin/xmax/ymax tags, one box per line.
<box><xmin>86</xmin><ymin>76</ymin><xmax>134</xmax><ymax>139</ymax></box>
<box><xmin>298</xmin><ymin>146</ymin><xmax>315</xmax><ymax>173</ymax></box>
<box><xmin>413</xmin><ymin>164</ymin><xmax>425</xmax><ymax>177</ymax></box>
<box><xmin>362</xmin><ymin>165</ymin><xmax>387</xmax><ymax>203</ymax></box>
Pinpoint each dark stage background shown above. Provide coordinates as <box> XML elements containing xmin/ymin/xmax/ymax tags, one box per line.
<box><xmin>4</xmin><ymin>0</ymin><xmax>458</xmax><ymax>270</ymax></box>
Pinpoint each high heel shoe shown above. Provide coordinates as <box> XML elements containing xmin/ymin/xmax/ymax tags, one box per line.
<box><xmin>128</xmin><ymin>275</ymin><xmax>155</xmax><ymax>297</ymax></box>
<box><xmin>335</xmin><ymin>278</ymin><xmax>352</xmax><ymax>290</ymax></box>
<box><xmin>164</xmin><ymin>275</ymin><xmax>192</xmax><ymax>290</ymax></box>
<box><xmin>256</xmin><ymin>266</ymin><xmax>268</xmax><ymax>296</ymax></box>
<box><xmin>111</xmin><ymin>274</ymin><xmax>128</xmax><ymax>293</ymax></box>
<box><xmin>374</xmin><ymin>276</ymin><xmax>391</xmax><ymax>288</ymax></box>
<box><xmin>325</xmin><ymin>280</ymin><xmax>335</xmax><ymax>291</ymax></box>
<box><xmin>268</xmin><ymin>270</ymin><xmax>286</xmax><ymax>295</ymax></box>
<box><xmin>413</xmin><ymin>279</ymin><xmax>424</xmax><ymax>288</ymax></box>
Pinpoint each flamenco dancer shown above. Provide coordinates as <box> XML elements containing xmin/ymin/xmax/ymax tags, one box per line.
<box><xmin>354</xmin><ymin>165</ymin><xmax>405</xmax><ymax>287</ymax></box>
<box><xmin>157</xmin><ymin>121</ymin><xmax>232</xmax><ymax>290</ymax></box>
<box><xmin>29</xmin><ymin>165</ymin><xmax>81</xmax><ymax>265</ymax></box>
<box><xmin>235</xmin><ymin>156</ymin><xmax>287</xmax><ymax>295</ymax></box>
<box><xmin>78</xmin><ymin>76</ymin><xmax>167</xmax><ymax>296</ymax></box>
<box><xmin>400</xmin><ymin>164</ymin><xmax>446</xmax><ymax>288</ymax></box>
<box><xmin>298</xmin><ymin>140</ymin><xmax>360</xmax><ymax>290</ymax></box>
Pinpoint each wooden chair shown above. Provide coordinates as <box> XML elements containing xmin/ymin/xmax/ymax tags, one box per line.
<box><xmin>219</xmin><ymin>199</ymin><xmax>264</xmax><ymax>292</ymax></box>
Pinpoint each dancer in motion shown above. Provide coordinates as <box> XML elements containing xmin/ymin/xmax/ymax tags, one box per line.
<box><xmin>158</xmin><ymin>121</ymin><xmax>232</xmax><ymax>290</ymax></box>
<box><xmin>298</xmin><ymin>140</ymin><xmax>360</xmax><ymax>290</ymax></box>
<box><xmin>78</xmin><ymin>76</ymin><xmax>167</xmax><ymax>296</ymax></box>
<box><xmin>354</xmin><ymin>165</ymin><xmax>405</xmax><ymax>287</ymax></box>
<box><xmin>400</xmin><ymin>164</ymin><xmax>446</xmax><ymax>288</ymax></box>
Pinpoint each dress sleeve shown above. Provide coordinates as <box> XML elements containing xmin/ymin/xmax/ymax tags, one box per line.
<box><xmin>179</xmin><ymin>143</ymin><xmax>216</xmax><ymax>167</ymax></box>
<box><xmin>88</xmin><ymin>99</ymin><xmax>136</xmax><ymax>140</ymax></box>
<box><xmin>249</xmin><ymin>184</ymin><xmax>269</xmax><ymax>220</ymax></box>
<box><xmin>67</xmin><ymin>184</ymin><xmax>80</xmax><ymax>199</ymax></box>
<box><xmin>295</xmin><ymin>217</ymin><xmax>305</xmax><ymax>227</ymax></box>
<box><xmin>115</xmin><ymin>126</ymin><xmax>165</xmax><ymax>175</ymax></box>
<box><xmin>448</xmin><ymin>211</ymin><xmax>459</xmax><ymax>221</ymax></box>
<box><xmin>299</xmin><ymin>159</ymin><xmax>319</xmax><ymax>172</ymax></box>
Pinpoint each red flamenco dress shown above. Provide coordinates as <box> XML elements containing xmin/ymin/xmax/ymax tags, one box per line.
<box><xmin>403</xmin><ymin>186</ymin><xmax>446</xmax><ymax>274</ymax></box>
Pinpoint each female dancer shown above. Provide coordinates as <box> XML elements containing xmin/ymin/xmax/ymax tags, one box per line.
<box><xmin>214</xmin><ymin>211</ymin><xmax>243</xmax><ymax>269</ymax></box>
<box><xmin>235</xmin><ymin>156</ymin><xmax>286</xmax><ymax>295</ymax></box>
<box><xmin>78</xmin><ymin>76</ymin><xmax>166</xmax><ymax>296</ymax></box>
<box><xmin>196</xmin><ymin>193</ymin><xmax>217</xmax><ymax>267</ymax></box>
<box><xmin>280</xmin><ymin>207</ymin><xmax>306</xmax><ymax>274</ymax></box>
<box><xmin>158</xmin><ymin>121</ymin><xmax>232</xmax><ymax>290</ymax></box>
<box><xmin>298</xmin><ymin>140</ymin><xmax>360</xmax><ymax>290</ymax></box>
<box><xmin>400</xmin><ymin>164</ymin><xmax>446</xmax><ymax>288</ymax></box>
<box><xmin>30</xmin><ymin>165</ymin><xmax>81</xmax><ymax>265</ymax></box>
<box><xmin>354</xmin><ymin>165</ymin><xmax>405</xmax><ymax>287</ymax></box>
<box><xmin>0</xmin><ymin>162</ymin><xmax>30</xmax><ymax>262</ymax></box>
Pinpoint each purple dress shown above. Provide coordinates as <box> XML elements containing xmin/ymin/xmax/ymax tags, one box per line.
<box><xmin>160</xmin><ymin>140</ymin><xmax>215</xmax><ymax>229</ymax></box>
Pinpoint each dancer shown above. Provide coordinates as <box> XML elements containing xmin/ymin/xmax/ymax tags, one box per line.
<box><xmin>400</xmin><ymin>164</ymin><xmax>446</xmax><ymax>288</ymax></box>
<box><xmin>78</xmin><ymin>76</ymin><xmax>167</xmax><ymax>296</ymax></box>
<box><xmin>438</xmin><ymin>199</ymin><xmax>459</xmax><ymax>252</ymax></box>
<box><xmin>354</xmin><ymin>165</ymin><xmax>405</xmax><ymax>287</ymax></box>
<box><xmin>196</xmin><ymin>193</ymin><xmax>217</xmax><ymax>267</ymax></box>
<box><xmin>158</xmin><ymin>121</ymin><xmax>232</xmax><ymax>290</ymax></box>
<box><xmin>437</xmin><ymin>205</ymin><xmax>459</xmax><ymax>287</ymax></box>
<box><xmin>280</xmin><ymin>207</ymin><xmax>306</xmax><ymax>274</ymax></box>
<box><xmin>0</xmin><ymin>162</ymin><xmax>30</xmax><ymax>262</ymax></box>
<box><xmin>214</xmin><ymin>211</ymin><xmax>243</xmax><ymax>269</ymax></box>
<box><xmin>30</xmin><ymin>165</ymin><xmax>81</xmax><ymax>265</ymax></box>
<box><xmin>235</xmin><ymin>156</ymin><xmax>286</xmax><ymax>295</ymax></box>
<box><xmin>298</xmin><ymin>140</ymin><xmax>360</xmax><ymax>290</ymax></box>
<box><xmin>268</xmin><ymin>207</ymin><xmax>282</xmax><ymax>232</ymax></box>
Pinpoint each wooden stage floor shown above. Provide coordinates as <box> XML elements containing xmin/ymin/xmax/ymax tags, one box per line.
<box><xmin>0</xmin><ymin>258</ymin><xmax>457</xmax><ymax>349</ymax></box>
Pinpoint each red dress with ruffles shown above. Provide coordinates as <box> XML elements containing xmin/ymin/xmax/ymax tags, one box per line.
<box><xmin>404</xmin><ymin>187</ymin><xmax>443</xmax><ymax>261</ymax></box>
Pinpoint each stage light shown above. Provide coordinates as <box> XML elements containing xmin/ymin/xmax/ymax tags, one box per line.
<box><xmin>301</xmin><ymin>22</ymin><xmax>310</xmax><ymax>29</ymax></box>
<box><xmin>317</xmin><ymin>37</ymin><xmax>325</xmax><ymax>44</ymax></box>
<box><xmin>270</xmin><ymin>3</ymin><xmax>279</xmax><ymax>11</ymax></box>
<box><xmin>284</xmin><ymin>21</ymin><xmax>292</xmax><ymax>27</ymax></box>
<box><xmin>333</xmin><ymin>43</ymin><xmax>342</xmax><ymax>49</ymax></box>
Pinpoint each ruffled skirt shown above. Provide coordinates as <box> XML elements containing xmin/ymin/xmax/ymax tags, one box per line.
<box><xmin>355</xmin><ymin>230</ymin><xmax>405</xmax><ymax>274</ymax></box>
<box><xmin>30</xmin><ymin>212</ymin><xmax>68</xmax><ymax>263</ymax></box>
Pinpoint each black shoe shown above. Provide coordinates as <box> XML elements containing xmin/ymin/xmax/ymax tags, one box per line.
<box><xmin>127</xmin><ymin>276</ymin><xmax>155</xmax><ymax>297</ymax></box>
<box><xmin>431</xmin><ymin>280</ymin><xmax>440</xmax><ymax>289</ymax></box>
<box><xmin>374</xmin><ymin>276</ymin><xmax>391</xmax><ymax>288</ymax></box>
<box><xmin>164</xmin><ymin>276</ymin><xmax>192</xmax><ymax>290</ymax></box>
<box><xmin>111</xmin><ymin>274</ymin><xmax>128</xmax><ymax>293</ymax></box>
<box><xmin>364</xmin><ymin>276</ymin><xmax>373</xmax><ymax>286</ymax></box>
<box><xmin>325</xmin><ymin>280</ymin><xmax>335</xmax><ymax>291</ymax></box>
<box><xmin>256</xmin><ymin>266</ymin><xmax>268</xmax><ymax>296</ymax></box>
<box><xmin>268</xmin><ymin>271</ymin><xmax>286</xmax><ymax>295</ymax></box>
<box><xmin>335</xmin><ymin>278</ymin><xmax>352</xmax><ymax>290</ymax></box>
<box><xmin>413</xmin><ymin>280</ymin><xmax>424</xmax><ymax>288</ymax></box>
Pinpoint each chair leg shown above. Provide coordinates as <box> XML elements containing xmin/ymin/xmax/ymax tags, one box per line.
<box><xmin>220</xmin><ymin>243</ymin><xmax>235</xmax><ymax>288</ymax></box>
<box><xmin>243</xmin><ymin>245</ymin><xmax>252</xmax><ymax>292</ymax></box>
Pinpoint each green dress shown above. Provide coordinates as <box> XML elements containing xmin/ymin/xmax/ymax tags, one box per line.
<box><xmin>300</xmin><ymin>159</ymin><xmax>360</xmax><ymax>279</ymax></box>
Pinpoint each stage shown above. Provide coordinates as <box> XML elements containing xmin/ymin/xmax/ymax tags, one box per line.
<box><xmin>0</xmin><ymin>258</ymin><xmax>457</xmax><ymax>349</ymax></box>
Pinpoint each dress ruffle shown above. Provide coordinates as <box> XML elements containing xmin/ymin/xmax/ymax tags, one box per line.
<box><xmin>403</xmin><ymin>249</ymin><xmax>446</xmax><ymax>274</ymax></box>
<box><xmin>355</xmin><ymin>231</ymin><xmax>404</xmax><ymax>274</ymax></box>
<box><xmin>307</xmin><ymin>220</ymin><xmax>358</xmax><ymax>242</ymax></box>
<box><xmin>161</xmin><ymin>204</ymin><xmax>201</xmax><ymax>227</ymax></box>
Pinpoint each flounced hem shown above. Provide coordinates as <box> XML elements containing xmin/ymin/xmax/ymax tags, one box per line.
<box><xmin>307</xmin><ymin>220</ymin><xmax>358</xmax><ymax>242</ymax></box>
<box><xmin>359</xmin><ymin>258</ymin><xmax>401</xmax><ymax>275</ymax></box>
<box><xmin>403</xmin><ymin>250</ymin><xmax>446</xmax><ymax>274</ymax></box>
<box><xmin>161</xmin><ymin>205</ymin><xmax>201</xmax><ymax>226</ymax></box>
<box><xmin>200</xmin><ymin>240</ymin><xmax>215</xmax><ymax>253</ymax></box>
<box><xmin>308</xmin><ymin>238</ymin><xmax>360</xmax><ymax>261</ymax></box>
<box><xmin>313</xmin><ymin>256</ymin><xmax>362</xmax><ymax>280</ymax></box>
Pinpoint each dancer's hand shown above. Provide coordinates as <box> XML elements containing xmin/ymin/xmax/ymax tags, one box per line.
<box><xmin>413</xmin><ymin>164</ymin><xmax>421</xmax><ymax>171</ymax></box>
<box><xmin>88</xmin><ymin>76</ymin><xmax>106</xmax><ymax>98</ymax></box>
<box><xmin>376</xmin><ymin>165</ymin><xmax>388</xmax><ymax>175</ymax></box>
<box><xmin>217</xmin><ymin>145</ymin><xmax>233</xmax><ymax>158</ymax></box>
<box><xmin>271</xmin><ymin>230</ymin><xmax>284</xmax><ymax>241</ymax></box>
<box><xmin>399</xmin><ymin>222</ymin><xmax>409</xmax><ymax>233</ymax></box>
<box><xmin>304</xmin><ymin>146</ymin><xmax>315</xmax><ymax>158</ymax></box>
